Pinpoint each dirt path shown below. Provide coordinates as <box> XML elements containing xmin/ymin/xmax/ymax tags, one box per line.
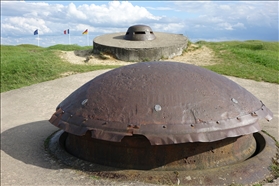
<box><xmin>59</xmin><ymin>44</ymin><xmax>217</xmax><ymax>66</ymax></box>
<box><xmin>168</xmin><ymin>45</ymin><xmax>217</xmax><ymax>66</ymax></box>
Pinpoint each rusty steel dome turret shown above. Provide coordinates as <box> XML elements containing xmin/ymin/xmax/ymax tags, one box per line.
<box><xmin>50</xmin><ymin>62</ymin><xmax>272</xmax><ymax>145</ymax></box>
<box><xmin>124</xmin><ymin>25</ymin><xmax>156</xmax><ymax>41</ymax></box>
<box><xmin>49</xmin><ymin>61</ymin><xmax>273</xmax><ymax>171</ymax></box>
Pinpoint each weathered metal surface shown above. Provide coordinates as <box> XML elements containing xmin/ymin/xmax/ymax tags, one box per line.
<box><xmin>49</xmin><ymin>61</ymin><xmax>273</xmax><ymax>145</ymax></box>
<box><xmin>124</xmin><ymin>25</ymin><xmax>156</xmax><ymax>41</ymax></box>
<box><xmin>65</xmin><ymin>132</ymin><xmax>256</xmax><ymax>170</ymax></box>
<box><xmin>49</xmin><ymin>131</ymin><xmax>278</xmax><ymax>185</ymax></box>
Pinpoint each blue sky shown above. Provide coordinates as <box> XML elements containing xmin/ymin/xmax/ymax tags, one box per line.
<box><xmin>1</xmin><ymin>1</ymin><xmax>278</xmax><ymax>47</ymax></box>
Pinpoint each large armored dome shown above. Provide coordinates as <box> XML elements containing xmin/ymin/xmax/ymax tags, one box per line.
<box><xmin>49</xmin><ymin>62</ymin><xmax>272</xmax><ymax>145</ymax></box>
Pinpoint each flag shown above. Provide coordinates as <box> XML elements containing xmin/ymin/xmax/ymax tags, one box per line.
<box><xmin>82</xmin><ymin>29</ymin><xmax>88</xmax><ymax>35</ymax></box>
<box><xmin>64</xmin><ymin>29</ymin><xmax>70</xmax><ymax>34</ymax></box>
<box><xmin>34</xmin><ymin>29</ymin><xmax>38</xmax><ymax>35</ymax></box>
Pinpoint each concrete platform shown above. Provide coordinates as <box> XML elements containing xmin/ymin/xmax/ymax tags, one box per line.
<box><xmin>93</xmin><ymin>32</ymin><xmax>188</xmax><ymax>61</ymax></box>
<box><xmin>1</xmin><ymin>69</ymin><xmax>278</xmax><ymax>185</ymax></box>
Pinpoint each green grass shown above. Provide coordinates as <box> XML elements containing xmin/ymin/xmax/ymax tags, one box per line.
<box><xmin>47</xmin><ymin>44</ymin><xmax>92</xmax><ymax>51</ymax></box>
<box><xmin>1</xmin><ymin>44</ymin><xmax>120</xmax><ymax>92</ymax></box>
<box><xmin>199</xmin><ymin>40</ymin><xmax>278</xmax><ymax>84</ymax></box>
<box><xmin>1</xmin><ymin>41</ymin><xmax>278</xmax><ymax>93</ymax></box>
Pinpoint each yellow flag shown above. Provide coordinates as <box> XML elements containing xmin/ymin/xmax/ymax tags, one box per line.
<box><xmin>82</xmin><ymin>29</ymin><xmax>88</xmax><ymax>35</ymax></box>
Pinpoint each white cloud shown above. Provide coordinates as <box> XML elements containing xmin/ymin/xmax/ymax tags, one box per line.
<box><xmin>152</xmin><ymin>23</ymin><xmax>185</xmax><ymax>33</ymax></box>
<box><xmin>217</xmin><ymin>22</ymin><xmax>233</xmax><ymax>31</ymax></box>
<box><xmin>80</xmin><ymin>1</ymin><xmax>161</xmax><ymax>26</ymax></box>
<box><xmin>2</xmin><ymin>17</ymin><xmax>51</xmax><ymax>35</ymax></box>
<box><xmin>146</xmin><ymin>6</ymin><xmax>175</xmax><ymax>11</ymax></box>
<box><xmin>219</xmin><ymin>5</ymin><xmax>231</xmax><ymax>10</ymax></box>
<box><xmin>194</xmin><ymin>25</ymin><xmax>206</xmax><ymax>28</ymax></box>
<box><xmin>173</xmin><ymin>1</ymin><xmax>278</xmax><ymax>28</ymax></box>
<box><xmin>234</xmin><ymin>23</ymin><xmax>246</xmax><ymax>29</ymax></box>
<box><xmin>215</xmin><ymin>22</ymin><xmax>246</xmax><ymax>31</ymax></box>
<box><xmin>1</xmin><ymin>1</ymin><xmax>162</xmax><ymax>37</ymax></box>
<box><xmin>67</xmin><ymin>3</ymin><xmax>87</xmax><ymax>20</ymax></box>
<box><xmin>0</xmin><ymin>1</ymin><xmax>277</xmax><ymax>46</ymax></box>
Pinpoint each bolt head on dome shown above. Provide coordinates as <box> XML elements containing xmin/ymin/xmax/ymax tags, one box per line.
<box><xmin>49</xmin><ymin>62</ymin><xmax>273</xmax><ymax>145</ymax></box>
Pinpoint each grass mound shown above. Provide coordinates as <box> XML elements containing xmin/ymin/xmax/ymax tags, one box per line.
<box><xmin>1</xmin><ymin>41</ymin><xmax>278</xmax><ymax>93</ymax></box>
<box><xmin>47</xmin><ymin>44</ymin><xmax>92</xmax><ymax>51</ymax></box>
<box><xmin>199</xmin><ymin>40</ymin><xmax>278</xmax><ymax>84</ymax></box>
<box><xmin>1</xmin><ymin>44</ymin><xmax>120</xmax><ymax>92</ymax></box>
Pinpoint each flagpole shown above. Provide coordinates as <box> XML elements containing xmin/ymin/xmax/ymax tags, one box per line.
<box><xmin>82</xmin><ymin>29</ymin><xmax>89</xmax><ymax>46</ymax></box>
<box><xmin>38</xmin><ymin>29</ymin><xmax>39</xmax><ymax>46</ymax></box>
<box><xmin>68</xmin><ymin>29</ymin><xmax>71</xmax><ymax>45</ymax></box>
<box><xmin>87</xmin><ymin>30</ymin><xmax>89</xmax><ymax>46</ymax></box>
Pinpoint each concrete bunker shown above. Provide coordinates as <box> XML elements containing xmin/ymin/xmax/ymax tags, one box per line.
<box><xmin>93</xmin><ymin>25</ymin><xmax>188</xmax><ymax>61</ymax></box>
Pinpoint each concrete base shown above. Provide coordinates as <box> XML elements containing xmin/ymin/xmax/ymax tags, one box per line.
<box><xmin>93</xmin><ymin>32</ymin><xmax>188</xmax><ymax>62</ymax></box>
<box><xmin>48</xmin><ymin>130</ymin><xmax>277</xmax><ymax>186</ymax></box>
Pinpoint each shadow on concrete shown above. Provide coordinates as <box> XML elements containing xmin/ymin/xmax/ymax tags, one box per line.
<box><xmin>1</xmin><ymin>120</ymin><xmax>66</xmax><ymax>170</ymax></box>
<box><xmin>112</xmin><ymin>35</ymin><xmax>125</xmax><ymax>40</ymax></box>
<box><xmin>1</xmin><ymin>120</ymin><xmax>126</xmax><ymax>173</ymax></box>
